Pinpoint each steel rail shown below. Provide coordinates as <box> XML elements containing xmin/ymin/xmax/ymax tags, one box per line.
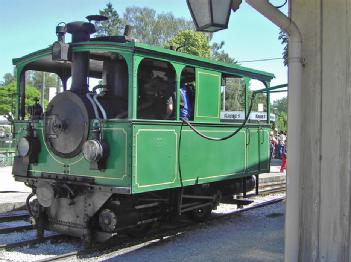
<box><xmin>34</xmin><ymin>196</ymin><xmax>285</xmax><ymax>262</ymax></box>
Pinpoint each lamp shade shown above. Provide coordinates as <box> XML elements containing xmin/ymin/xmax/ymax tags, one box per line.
<box><xmin>187</xmin><ymin>0</ymin><xmax>233</xmax><ymax>32</ymax></box>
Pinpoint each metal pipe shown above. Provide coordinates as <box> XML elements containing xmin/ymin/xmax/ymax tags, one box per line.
<box><xmin>93</xmin><ymin>94</ymin><xmax>107</xmax><ymax>120</ymax></box>
<box><xmin>70</xmin><ymin>52</ymin><xmax>89</xmax><ymax>94</ymax></box>
<box><xmin>253</xmin><ymin>83</ymin><xmax>288</xmax><ymax>94</ymax></box>
<box><xmin>41</xmin><ymin>72</ymin><xmax>45</xmax><ymax>109</ymax></box>
<box><xmin>245</xmin><ymin>1</ymin><xmax>302</xmax><ymax>261</ymax></box>
<box><xmin>86</xmin><ymin>93</ymin><xmax>100</xmax><ymax>120</ymax></box>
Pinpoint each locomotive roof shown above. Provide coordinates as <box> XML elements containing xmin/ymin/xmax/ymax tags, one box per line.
<box><xmin>13</xmin><ymin>40</ymin><xmax>274</xmax><ymax>82</ymax></box>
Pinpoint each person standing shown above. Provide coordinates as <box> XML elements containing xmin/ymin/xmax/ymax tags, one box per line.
<box><xmin>280</xmin><ymin>141</ymin><xmax>287</xmax><ymax>173</ymax></box>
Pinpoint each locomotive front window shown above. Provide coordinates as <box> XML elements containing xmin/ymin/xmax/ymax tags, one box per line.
<box><xmin>16</xmin><ymin>50</ymin><xmax>130</xmax><ymax>120</ymax></box>
<box><xmin>18</xmin><ymin>70</ymin><xmax>62</xmax><ymax>120</ymax></box>
<box><xmin>85</xmin><ymin>52</ymin><xmax>129</xmax><ymax>119</ymax></box>
<box><xmin>137</xmin><ymin>59</ymin><xmax>176</xmax><ymax>120</ymax></box>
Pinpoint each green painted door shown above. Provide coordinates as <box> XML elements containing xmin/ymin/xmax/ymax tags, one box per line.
<box><xmin>132</xmin><ymin>125</ymin><xmax>179</xmax><ymax>193</ymax></box>
<box><xmin>246</xmin><ymin>128</ymin><xmax>259</xmax><ymax>173</ymax></box>
<box><xmin>259</xmin><ymin>128</ymin><xmax>270</xmax><ymax>172</ymax></box>
<box><xmin>194</xmin><ymin>69</ymin><xmax>221</xmax><ymax>123</ymax></box>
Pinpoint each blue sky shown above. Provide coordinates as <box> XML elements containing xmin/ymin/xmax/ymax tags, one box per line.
<box><xmin>0</xmin><ymin>0</ymin><xmax>287</xmax><ymax>100</ymax></box>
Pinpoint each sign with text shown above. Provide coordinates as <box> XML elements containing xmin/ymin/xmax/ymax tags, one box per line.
<box><xmin>220</xmin><ymin>111</ymin><xmax>276</xmax><ymax>122</ymax></box>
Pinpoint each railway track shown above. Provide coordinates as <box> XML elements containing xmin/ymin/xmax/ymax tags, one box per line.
<box><xmin>0</xmin><ymin>210</ymin><xmax>65</xmax><ymax>251</ymax></box>
<box><xmin>34</xmin><ymin>196</ymin><xmax>285</xmax><ymax>262</ymax></box>
<box><xmin>258</xmin><ymin>181</ymin><xmax>286</xmax><ymax>195</ymax></box>
<box><xmin>0</xmin><ymin>182</ymin><xmax>285</xmax><ymax>262</ymax></box>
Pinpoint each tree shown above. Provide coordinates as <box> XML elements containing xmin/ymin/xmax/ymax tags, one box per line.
<box><xmin>30</xmin><ymin>71</ymin><xmax>56</xmax><ymax>90</ymax></box>
<box><xmin>153</xmin><ymin>12</ymin><xmax>194</xmax><ymax>46</ymax></box>
<box><xmin>279</xmin><ymin>30</ymin><xmax>288</xmax><ymax>66</ymax></box>
<box><xmin>222</xmin><ymin>78</ymin><xmax>245</xmax><ymax>111</ymax></box>
<box><xmin>2</xmin><ymin>73</ymin><xmax>15</xmax><ymax>86</ymax></box>
<box><xmin>94</xmin><ymin>2</ymin><xmax>124</xmax><ymax>36</ymax></box>
<box><xmin>95</xmin><ymin>3</ymin><xmax>235</xmax><ymax>64</ymax></box>
<box><xmin>273</xmin><ymin>96</ymin><xmax>288</xmax><ymax>113</ymax></box>
<box><xmin>165</xmin><ymin>30</ymin><xmax>211</xmax><ymax>58</ymax></box>
<box><xmin>276</xmin><ymin>111</ymin><xmax>288</xmax><ymax>132</ymax></box>
<box><xmin>123</xmin><ymin>7</ymin><xmax>156</xmax><ymax>44</ymax></box>
<box><xmin>251</xmin><ymin>92</ymin><xmax>268</xmax><ymax>112</ymax></box>
<box><xmin>0</xmin><ymin>82</ymin><xmax>42</xmax><ymax>115</ymax></box>
<box><xmin>273</xmin><ymin>97</ymin><xmax>288</xmax><ymax>131</ymax></box>
<box><xmin>211</xmin><ymin>41</ymin><xmax>237</xmax><ymax>64</ymax></box>
<box><xmin>123</xmin><ymin>7</ymin><xmax>193</xmax><ymax>46</ymax></box>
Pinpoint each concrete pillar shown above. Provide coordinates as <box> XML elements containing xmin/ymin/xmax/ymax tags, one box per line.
<box><xmin>292</xmin><ymin>0</ymin><xmax>351</xmax><ymax>261</ymax></box>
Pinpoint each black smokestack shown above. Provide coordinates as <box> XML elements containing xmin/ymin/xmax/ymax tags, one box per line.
<box><xmin>66</xmin><ymin>22</ymin><xmax>96</xmax><ymax>94</ymax></box>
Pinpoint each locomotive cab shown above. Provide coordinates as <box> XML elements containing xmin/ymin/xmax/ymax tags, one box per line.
<box><xmin>11</xmin><ymin>17</ymin><xmax>275</xmax><ymax>242</ymax></box>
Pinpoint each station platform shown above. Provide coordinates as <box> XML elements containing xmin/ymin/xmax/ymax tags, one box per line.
<box><xmin>0</xmin><ymin>166</ymin><xmax>30</xmax><ymax>213</ymax></box>
<box><xmin>260</xmin><ymin>158</ymin><xmax>286</xmax><ymax>184</ymax></box>
<box><xmin>0</xmin><ymin>159</ymin><xmax>286</xmax><ymax>213</ymax></box>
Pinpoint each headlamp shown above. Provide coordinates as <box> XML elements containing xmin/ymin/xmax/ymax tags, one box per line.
<box><xmin>82</xmin><ymin>140</ymin><xmax>103</xmax><ymax>161</ymax></box>
<box><xmin>17</xmin><ymin>137</ymin><xmax>30</xmax><ymax>157</ymax></box>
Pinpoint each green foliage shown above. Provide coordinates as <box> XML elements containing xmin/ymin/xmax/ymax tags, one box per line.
<box><xmin>95</xmin><ymin>2</ymin><xmax>124</xmax><ymax>36</ymax></box>
<box><xmin>124</xmin><ymin>7</ymin><xmax>157</xmax><ymax>43</ymax></box>
<box><xmin>211</xmin><ymin>41</ymin><xmax>237</xmax><ymax>64</ymax></box>
<box><xmin>2</xmin><ymin>73</ymin><xmax>15</xmax><ymax>86</ymax></box>
<box><xmin>29</xmin><ymin>71</ymin><xmax>57</xmax><ymax>89</ymax></box>
<box><xmin>273</xmin><ymin>97</ymin><xmax>288</xmax><ymax>131</ymax></box>
<box><xmin>273</xmin><ymin>96</ymin><xmax>287</xmax><ymax>112</ymax></box>
<box><xmin>276</xmin><ymin>111</ymin><xmax>288</xmax><ymax>132</ymax></box>
<box><xmin>123</xmin><ymin>6</ymin><xmax>194</xmax><ymax>46</ymax></box>
<box><xmin>0</xmin><ymin>82</ymin><xmax>16</xmax><ymax>115</ymax></box>
<box><xmin>94</xmin><ymin>4</ymin><xmax>194</xmax><ymax>46</ymax></box>
<box><xmin>278</xmin><ymin>30</ymin><xmax>288</xmax><ymax>66</ymax></box>
<box><xmin>252</xmin><ymin>92</ymin><xmax>267</xmax><ymax>112</ymax></box>
<box><xmin>95</xmin><ymin>3</ymin><xmax>235</xmax><ymax>64</ymax></box>
<box><xmin>0</xmin><ymin>82</ymin><xmax>42</xmax><ymax>115</ymax></box>
<box><xmin>222</xmin><ymin>78</ymin><xmax>245</xmax><ymax>111</ymax></box>
<box><xmin>165</xmin><ymin>30</ymin><xmax>211</xmax><ymax>58</ymax></box>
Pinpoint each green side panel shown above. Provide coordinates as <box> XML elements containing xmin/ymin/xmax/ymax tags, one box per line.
<box><xmin>246</xmin><ymin>128</ymin><xmax>259</xmax><ymax>172</ymax></box>
<box><xmin>29</xmin><ymin>126</ymin><xmax>66</xmax><ymax>174</ymax></box>
<box><xmin>132</xmin><ymin>123</ymin><xmax>252</xmax><ymax>194</ymax></box>
<box><xmin>259</xmin><ymin>128</ymin><xmax>270</xmax><ymax>172</ymax></box>
<box><xmin>132</xmin><ymin>125</ymin><xmax>179</xmax><ymax>193</ymax></box>
<box><xmin>180</xmin><ymin>127</ymin><xmax>247</xmax><ymax>184</ymax></box>
<box><xmin>25</xmin><ymin>121</ymin><xmax>132</xmax><ymax>188</ymax></box>
<box><xmin>195</xmin><ymin>69</ymin><xmax>221</xmax><ymax>123</ymax></box>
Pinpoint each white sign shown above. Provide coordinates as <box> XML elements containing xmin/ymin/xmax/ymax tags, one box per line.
<box><xmin>220</xmin><ymin>111</ymin><xmax>276</xmax><ymax>122</ymax></box>
<box><xmin>220</xmin><ymin>111</ymin><xmax>245</xmax><ymax>120</ymax></box>
<box><xmin>258</xmin><ymin>103</ymin><xmax>264</xmax><ymax>112</ymax></box>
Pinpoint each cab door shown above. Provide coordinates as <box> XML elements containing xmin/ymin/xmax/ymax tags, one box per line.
<box><xmin>259</xmin><ymin>127</ymin><xmax>270</xmax><ymax>172</ymax></box>
<box><xmin>246</xmin><ymin>128</ymin><xmax>259</xmax><ymax>172</ymax></box>
<box><xmin>194</xmin><ymin>68</ymin><xmax>221</xmax><ymax>123</ymax></box>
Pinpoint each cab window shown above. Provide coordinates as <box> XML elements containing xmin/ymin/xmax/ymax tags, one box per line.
<box><xmin>137</xmin><ymin>59</ymin><xmax>176</xmax><ymax>120</ymax></box>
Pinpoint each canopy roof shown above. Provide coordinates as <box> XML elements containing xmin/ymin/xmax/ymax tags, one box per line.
<box><xmin>13</xmin><ymin>40</ymin><xmax>275</xmax><ymax>82</ymax></box>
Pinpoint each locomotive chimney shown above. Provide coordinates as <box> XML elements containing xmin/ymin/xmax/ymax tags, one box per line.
<box><xmin>66</xmin><ymin>21</ymin><xmax>96</xmax><ymax>94</ymax></box>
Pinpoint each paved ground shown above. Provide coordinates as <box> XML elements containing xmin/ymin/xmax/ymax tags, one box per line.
<box><xmin>0</xmin><ymin>166</ymin><xmax>31</xmax><ymax>212</ymax></box>
<box><xmin>102</xmin><ymin>159</ymin><xmax>286</xmax><ymax>262</ymax></box>
<box><xmin>102</xmin><ymin>201</ymin><xmax>285</xmax><ymax>262</ymax></box>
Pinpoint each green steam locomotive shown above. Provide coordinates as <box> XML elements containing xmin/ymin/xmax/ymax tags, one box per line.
<box><xmin>12</xmin><ymin>16</ymin><xmax>274</xmax><ymax>242</ymax></box>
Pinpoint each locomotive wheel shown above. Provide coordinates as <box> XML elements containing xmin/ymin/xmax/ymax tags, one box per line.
<box><xmin>188</xmin><ymin>205</ymin><xmax>212</xmax><ymax>222</ymax></box>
